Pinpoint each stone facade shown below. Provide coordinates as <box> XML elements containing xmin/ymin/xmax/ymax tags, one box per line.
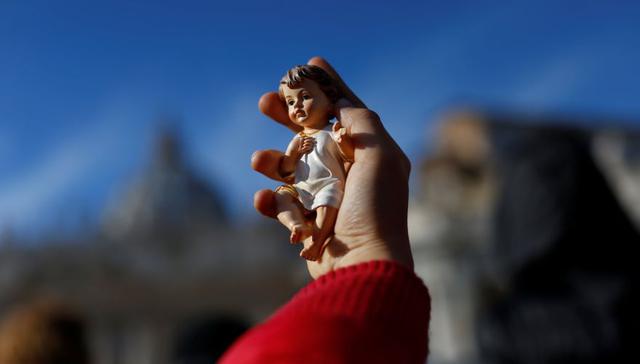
<box><xmin>0</xmin><ymin>130</ymin><xmax>307</xmax><ymax>364</ymax></box>
<box><xmin>409</xmin><ymin>110</ymin><xmax>640</xmax><ymax>364</ymax></box>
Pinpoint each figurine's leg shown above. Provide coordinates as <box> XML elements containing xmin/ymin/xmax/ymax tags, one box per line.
<box><xmin>300</xmin><ymin>205</ymin><xmax>338</xmax><ymax>261</ymax></box>
<box><xmin>275</xmin><ymin>190</ymin><xmax>312</xmax><ymax>244</ymax></box>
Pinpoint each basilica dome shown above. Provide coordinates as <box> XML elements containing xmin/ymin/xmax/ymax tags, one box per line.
<box><xmin>102</xmin><ymin>128</ymin><xmax>226</xmax><ymax>243</ymax></box>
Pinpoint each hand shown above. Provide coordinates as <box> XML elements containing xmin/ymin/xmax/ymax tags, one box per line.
<box><xmin>252</xmin><ymin>57</ymin><xmax>414</xmax><ymax>278</ymax></box>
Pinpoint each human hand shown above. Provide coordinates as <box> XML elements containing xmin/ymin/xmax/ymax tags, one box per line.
<box><xmin>252</xmin><ymin>57</ymin><xmax>414</xmax><ymax>278</ymax></box>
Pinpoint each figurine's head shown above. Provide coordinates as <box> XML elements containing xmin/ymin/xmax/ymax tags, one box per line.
<box><xmin>279</xmin><ymin>65</ymin><xmax>340</xmax><ymax>130</ymax></box>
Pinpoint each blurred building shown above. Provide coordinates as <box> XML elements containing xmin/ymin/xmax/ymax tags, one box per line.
<box><xmin>0</xmin><ymin>130</ymin><xmax>307</xmax><ymax>364</ymax></box>
<box><xmin>409</xmin><ymin>111</ymin><xmax>496</xmax><ymax>364</ymax></box>
<box><xmin>409</xmin><ymin>109</ymin><xmax>640</xmax><ymax>364</ymax></box>
<box><xmin>2</xmin><ymin>111</ymin><xmax>639</xmax><ymax>364</ymax></box>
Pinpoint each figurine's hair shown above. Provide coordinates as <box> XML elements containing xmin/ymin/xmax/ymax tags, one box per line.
<box><xmin>279</xmin><ymin>65</ymin><xmax>340</xmax><ymax>103</ymax></box>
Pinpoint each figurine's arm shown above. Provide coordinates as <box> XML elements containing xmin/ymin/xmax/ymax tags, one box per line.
<box><xmin>279</xmin><ymin>135</ymin><xmax>314</xmax><ymax>180</ymax></box>
<box><xmin>332</xmin><ymin>121</ymin><xmax>354</xmax><ymax>164</ymax></box>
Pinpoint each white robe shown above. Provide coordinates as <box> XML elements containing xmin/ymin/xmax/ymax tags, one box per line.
<box><xmin>293</xmin><ymin>124</ymin><xmax>345</xmax><ymax>210</ymax></box>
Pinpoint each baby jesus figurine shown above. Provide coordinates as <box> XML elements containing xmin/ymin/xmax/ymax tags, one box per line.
<box><xmin>273</xmin><ymin>65</ymin><xmax>353</xmax><ymax>261</ymax></box>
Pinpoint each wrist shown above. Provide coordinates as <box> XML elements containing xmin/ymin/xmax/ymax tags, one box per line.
<box><xmin>309</xmin><ymin>233</ymin><xmax>415</xmax><ymax>279</ymax></box>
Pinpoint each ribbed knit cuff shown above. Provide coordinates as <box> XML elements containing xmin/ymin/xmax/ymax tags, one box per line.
<box><xmin>220</xmin><ymin>260</ymin><xmax>432</xmax><ymax>364</ymax></box>
<box><xmin>279</xmin><ymin>260</ymin><xmax>431</xmax><ymax>325</ymax></box>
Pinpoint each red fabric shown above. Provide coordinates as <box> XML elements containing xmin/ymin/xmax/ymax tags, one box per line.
<box><xmin>220</xmin><ymin>260</ymin><xmax>431</xmax><ymax>363</ymax></box>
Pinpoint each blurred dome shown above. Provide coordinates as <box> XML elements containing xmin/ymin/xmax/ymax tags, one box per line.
<box><xmin>102</xmin><ymin>127</ymin><xmax>226</xmax><ymax>242</ymax></box>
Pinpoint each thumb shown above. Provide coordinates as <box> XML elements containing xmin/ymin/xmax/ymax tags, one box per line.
<box><xmin>333</xmin><ymin>98</ymin><xmax>354</xmax><ymax>122</ymax></box>
<box><xmin>336</xmin><ymin>98</ymin><xmax>354</xmax><ymax>109</ymax></box>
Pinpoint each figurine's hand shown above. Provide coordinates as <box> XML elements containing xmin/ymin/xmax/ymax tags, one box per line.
<box><xmin>332</xmin><ymin>121</ymin><xmax>346</xmax><ymax>142</ymax></box>
<box><xmin>253</xmin><ymin>57</ymin><xmax>413</xmax><ymax>279</ymax></box>
<box><xmin>331</xmin><ymin>120</ymin><xmax>354</xmax><ymax>162</ymax></box>
<box><xmin>298</xmin><ymin>136</ymin><xmax>315</xmax><ymax>156</ymax></box>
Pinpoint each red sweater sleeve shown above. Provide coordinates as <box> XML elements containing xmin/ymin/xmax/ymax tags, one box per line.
<box><xmin>220</xmin><ymin>260</ymin><xmax>431</xmax><ymax>364</ymax></box>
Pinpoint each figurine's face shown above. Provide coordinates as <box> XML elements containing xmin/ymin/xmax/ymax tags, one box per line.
<box><xmin>282</xmin><ymin>79</ymin><xmax>332</xmax><ymax>130</ymax></box>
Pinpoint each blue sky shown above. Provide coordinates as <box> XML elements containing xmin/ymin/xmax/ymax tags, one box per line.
<box><xmin>1</xmin><ymin>0</ymin><xmax>639</xmax><ymax>237</ymax></box>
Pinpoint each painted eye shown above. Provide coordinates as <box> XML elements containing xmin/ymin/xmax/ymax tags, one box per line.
<box><xmin>302</xmin><ymin>94</ymin><xmax>311</xmax><ymax>100</ymax></box>
<box><xmin>288</xmin><ymin>100</ymin><xmax>295</xmax><ymax>106</ymax></box>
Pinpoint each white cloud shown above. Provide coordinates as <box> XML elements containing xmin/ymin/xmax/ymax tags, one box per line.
<box><xmin>0</xmin><ymin>106</ymin><xmax>146</xmax><ymax>232</ymax></box>
<box><xmin>510</xmin><ymin>47</ymin><xmax>594</xmax><ymax>107</ymax></box>
<box><xmin>0</xmin><ymin>139</ymin><xmax>91</xmax><ymax>224</ymax></box>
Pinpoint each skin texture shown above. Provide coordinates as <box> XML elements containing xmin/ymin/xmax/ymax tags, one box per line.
<box><xmin>252</xmin><ymin>57</ymin><xmax>414</xmax><ymax>279</ymax></box>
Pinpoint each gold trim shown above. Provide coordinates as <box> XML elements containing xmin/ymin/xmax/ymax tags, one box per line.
<box><xmin>275</xmin><ymin>184</ymin><xmax>299</xmax><ymax>198</ymax></box>
<box><xmin>299</xmin><ymin>129</ymin><xmax>321</xmax><ymax>138</ymax></box>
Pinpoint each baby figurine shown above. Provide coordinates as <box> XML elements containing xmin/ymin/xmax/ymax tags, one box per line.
<box><xmin>273</xmin><ymin>65</ymin><xmax>353</xmax><ymax>261</ymax></box>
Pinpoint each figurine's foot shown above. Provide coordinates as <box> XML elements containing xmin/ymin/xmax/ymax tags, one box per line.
<box><xmin>290</xmin><ymin>224</ymin><xmax>312</xmax><ymax>244</ymax></box>
<box><xmin>300</xmin><ymin>239</ymin><xmax>325</xmax><ymax>261</ymax></box>
<box><xmin>301</xmin><ymin>232</ymin><xmax>333</xmax><ymax>261</ymax></box>
<box><xmin>301</xmin><ymin>234</ymin><xmax>334</xmax><ymax>261</ymax></box>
